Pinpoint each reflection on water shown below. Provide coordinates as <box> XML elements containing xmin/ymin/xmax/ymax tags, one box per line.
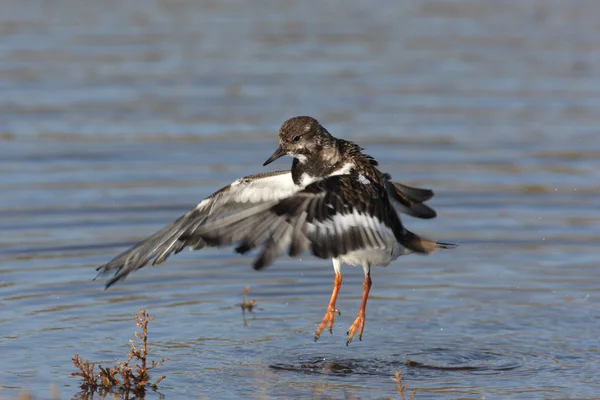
<box><xmin>1</xmin><ymin>0</ymin><xmax>600</xmax><ymax>399</ymax></box>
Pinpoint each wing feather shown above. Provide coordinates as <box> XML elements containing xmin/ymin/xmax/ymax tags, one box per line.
<box><xmin>97</xmin><ymin>171</ymin><xmax>298</xmax><ymax>288</ymax></box>
<box><xmin>383</xmin><ymin>175</ymin><xmax>437</xmax><ymax>219</ymax></box>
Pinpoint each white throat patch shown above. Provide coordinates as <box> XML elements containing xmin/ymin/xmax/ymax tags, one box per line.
<box><xmin>294</xmin><ymin>154</ymin><xmax>308</xmax><ymax>164</ymax></box>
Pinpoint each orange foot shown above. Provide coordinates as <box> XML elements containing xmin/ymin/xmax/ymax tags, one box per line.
<box><xmin>346</xmin><ymin>313</ymin><xmax>365</xmax><ymax>346</ymax></box>
<box><xmin>314</xmin><ymin>307</ymin><xmax>341</xmax><ymax>341</ymax></box>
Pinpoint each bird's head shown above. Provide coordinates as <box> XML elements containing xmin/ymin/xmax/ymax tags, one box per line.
<box><xmin>263</xmin><ymin>116</ymin><xmax>333</xmax><ymax>166</ymax></box>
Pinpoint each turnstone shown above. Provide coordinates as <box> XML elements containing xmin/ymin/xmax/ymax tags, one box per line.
<box><xmin>98</xmin><ymin>116</ymin><xmax>456</xmax><ymax>345</ymax></box>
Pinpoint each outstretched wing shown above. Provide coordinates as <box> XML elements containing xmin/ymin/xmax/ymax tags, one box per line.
<box><xmin>97</xmin><ymin>170</ymin><xmax>299</xmax><ymax>288</ymax></box>
<box><xmin>383</xmin><ymin>173</ymin><xmax>437</xmax><ymax>219</ymax></box>
<box><xmin>188</xmin><ymin>174</ymin><xmax>437</xmax><ymax>271</ymax></box>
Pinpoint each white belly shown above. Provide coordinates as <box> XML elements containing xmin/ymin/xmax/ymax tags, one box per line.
<box><xmin>338</xmin><ymin>241</ymin><xmax>410</xmax><ymax>267</ymax></box>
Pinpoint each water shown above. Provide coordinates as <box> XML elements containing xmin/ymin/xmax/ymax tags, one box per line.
<box><xmin>1</xmin><ymin>0</ymin><xmax>599</xmax><ymax>398</ymax></box>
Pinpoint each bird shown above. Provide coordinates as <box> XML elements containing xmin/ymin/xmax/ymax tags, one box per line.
<box><xmin>97</xmin><ymin>116</ymin><xmax>456</xmax><ymax>345</ymax></box>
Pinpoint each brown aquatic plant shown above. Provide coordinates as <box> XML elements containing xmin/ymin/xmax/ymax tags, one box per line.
<box><xmin>391</xmin><ymin>370</ymin><xmax>417</xmax><ymax>400</ymax></box>
<box><xmin>71</xmin><ymin>308</ymin><xmax>168</xmax><ymax>398</ymax></box>
<box><xmin>241</xmin><ymin>286</ymin><xmax>256</xmax><ymax>312</ymax></box>
<box><xmin>241</xmin><ymin>286</ymin><xmax>257</xmax><ymax>327</ymax></box>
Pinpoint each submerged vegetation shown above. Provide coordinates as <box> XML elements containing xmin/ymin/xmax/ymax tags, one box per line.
<box><xmin>71</xmin><ymin>308</ymin><xmax>168</xmax><ymax>399</ymax></box>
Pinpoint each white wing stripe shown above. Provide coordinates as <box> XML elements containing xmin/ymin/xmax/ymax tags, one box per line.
<box><xmin>195</xmin><ymin>172</ymin><xmax>300</xmax><ymax>214</ymax></box>
<box><xmin>307</xmin><ymin>210</ymin><xmax>392</xmax><ymax>249</ymax></box>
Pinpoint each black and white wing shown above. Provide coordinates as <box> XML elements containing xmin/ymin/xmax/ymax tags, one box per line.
<box><xmin>97</xmin><ymin>171</ymin><xmax>299</xmax><ymax>287</ymax></box>
<box><xmin>188</xmin><ymin>174</ymin><xmax>441</xmax><ymax>271</ymax></box>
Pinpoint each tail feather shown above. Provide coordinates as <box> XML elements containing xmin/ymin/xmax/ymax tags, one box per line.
<box><xmin>402</xmin><ymin>230</ymin><xmax>457</xmax><ymax>254</ymax></box>
<box><xmin>434</xmin><ymin>241</ymin><xmax>457</xmax><ymax>250</ymax></box>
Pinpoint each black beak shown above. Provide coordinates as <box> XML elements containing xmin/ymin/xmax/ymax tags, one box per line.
<box><xmin>263</xmin><ymin>145</ymin><xmax>286</xmax><ymax>166</ymax></box>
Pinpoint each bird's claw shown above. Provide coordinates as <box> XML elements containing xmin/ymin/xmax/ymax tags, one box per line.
<box><xmin>345</xmin><ymin>314</ymin><xmax>365</xmax><ymax>346</ymax></box>
<box><xmin>314</xmin><ymin>307</ymin><xmax>341</xmax><ymax>341</ymax></box>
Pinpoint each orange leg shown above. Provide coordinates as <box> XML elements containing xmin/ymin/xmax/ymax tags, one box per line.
<box><xmin>314</xmin><ymin>272</ymin><xmax>342</xmax><ymax>341</ymax></box>
<box><xmin>346</xmin><ymin>270</ymin><xmax>371</xmax><ymax>346</ymax></box>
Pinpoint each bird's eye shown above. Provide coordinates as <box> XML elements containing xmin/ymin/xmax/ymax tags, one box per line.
<box><xmin>293</xmin><ymin>135</ymin><xmax>301</xmax><ymax>142</ymax></box>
